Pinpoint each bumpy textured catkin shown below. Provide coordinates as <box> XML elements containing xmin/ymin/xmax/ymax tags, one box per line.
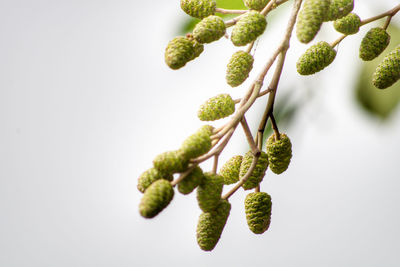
<box><xmin>165</xmin><ymin>36</ymin><xmax>195</xmax><ymax>70</ymax></box>
<box><xmin>239</xmin><ymin>151</ymin><xmax>269</xmax><ymax>190</ymax></box>
<box><xmin>243</xmin><ymin>0</ymin><xmax>270</xmax><ymax>11</ymax></box>
<box><xmin>197</xmin><ymin>94</ymin><xmax>235</xmax><ymax>121</ymax></box>
<box><xmin>193</xmin><ymin>15</ymin><xmax>226</xmax><ymax>44</ymax></box>
<box><xmin>153</xmin><ymin>150</ymin><xmax>189</xmax><ymax>174</ymax></box>
<box><xmin>181</xmin><ymin>125</ymin><xmax>214</xmax><ymax>159</ymax></box>
<box><xmin>178</xmin><ymin>166</ymin><xmax>205</xmax><ymax>195</ymax></box>
<box><xmin>359</xmin><ymin>28</ymin><xmax>391</xmax><ymax>61</ymax></box>
<box><xmin>296</xmin><ymin>0</ymin><xmax>330</xmax><ymax>44</ymax></box>
<box><xmin>196</xmin><ymin>200</ymin><xmax>231</xmax><ymax>251</ymax></box>
<box><xmin>296</xmin><ymin>41</ymin><xmax>336</xmax><ymax>75</ymax></box>
<box><xmin>266</xmin><ymin>133</ymin><xmax>292</xmax><ymax>174</ymax></box>
<box><xmin>187</xmin><ymin>34</ymin><xmax>204</xmax><ymax>61</ymax></box>
<box><xmin>219</xmin><ymin>155</ymin><xmax>243</xmax><ymax>185</ymax></box>
<box><xmin>244</xmin><ymin>192</ymin><xmax>272</xmax><ymax>234</ymax></box>
<box><xmin>372</xmin><ymin>46</ymin><xmax>400</xmax><ymax>89</ymax></box>
<box><xmin>180</xmin><ymin>0</ymin><xmax>216</xmax><ymax>19</ymax></box>
<box><xmin>226</xmin><ymin>51</ymin><xmax>254</xmax><ymax>87</ymax></box>
<box><xmin>333</xmin><ymin>13</ymin><xmax>360</xmax><ymax>35</ymax></box>
<box><xmin>197</xmin><ymin>172</ymin><xmax>224</xmax><ymax>212</ymax></box>
<box><xmin>137</xmin><ymin>168</ymin><xmax>173</xmax><ymax>193</ymax></box>
<box><xmin>231</xmin><ymin>11</ymin><xmax>267</xmax><ymax>47</ymax></box>
<box><xmin>325</xmin><ymin>0</ymin><xmax>354</xmax><ymax>21</ymax></box>
<box><xmin>139</xmin><ymin>179</ymin><xmax>174</xmax><ymax>219</ymax></box>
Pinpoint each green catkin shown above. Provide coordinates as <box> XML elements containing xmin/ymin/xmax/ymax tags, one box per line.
<box><xmin>226</xmin><ymin>51</ymin><xmax>254</xmax><ymax>87</ymax></box>
<box><xmin>231</xmin><ymin>11</ymin><xmax>267</xmax><ymax>47</ymax></box>
<box><xmin>359</xmin><ymin>28</ymin><xmax>391</xmax><ymax>61</ymax></box>
<box><xmin>372</xmin><ymin>46</ymin><xmax>400</xmax><ymax>89</ymax></box>
<box><xmin>180</xmin><ymin>0</ymin><xmax>216</xmax><ymax>19</ymax></box>
<box><xmin>139</xmin><ymin>179</ymin><xmax>174</xmax><ymax>219</ymax></box>
<box><xmin>153</xmin><ymin>150</ymin><xmax>189</xmax><ymax>174</ymax></box>
<box><xmin>219</xmin><ymin>155</ymin><xmax>243</xmax><ymax>185</ymax></box>
<box><xmin>296</xmin><ymin>0</ymin><xmax>330</xmax><ymax>44</ymax></box>
<box><xmin>165</xmin><ymin>36</ymin><xmax>195</xmax><ymax>70</ymax></box>
<box><xmin>296</xmin><ymin>41</ymin><xmax>336</xmax><ymax>75</ymax></box>
<box><xmin>178</xmin><ymin>166</ymin><xmax>205</xmax><ymax>195</ymax></box>
<box><xmin>243</xmin><ymin>0</ymin><xmax>270</xmax><ymax>11</ymax></box>
<box><xmin>197</xmin><ymin>94</ymin><xmax>235</xmax><ymax>121</ymax></box>
<box><xmin>187</xmin><ymin>34</ymin><xmax>204</xmax><ymax>61</ymax></box>
<box><xmin>325</xmin><ymin>0</ymin><xmax>354</xmax><ymax>21</ymax></box>
<box><xmin>333</xmin><ymin>13</ymin><xmax>360</xmax><ymax>35</ymax></box>
<box><xmin>266</xmin><ymin>133</ymin><xmax>292</xmax><ymax>174</ymax></box>
<box><xmin>137</xmin><ymin>168</ymin><xmax>173</xmax><ymax>193</ymax></box>
<box><xmin>181</xmin><ymin>125</ymin><xmax>214</xmax><ymax>159</ymax></box>
<box><xmin>239</xmin><ymin>151</ymin><xmax>269</xmax><ymax>190</ymax></box>
<box><xmin>197</xmin><ymin>172</ymin><xmax>224</xmax><ymax>212</ymax></box>
<box><xmin>196</xmin><ymin>200</ymin><xmax>231</xmax><ymax>251</ymax></box>
<box><xmin>244</xmin><ymin>192</ymin><xmax>272</xmax><ymax>234</ymax></box>
<box><xmin>193</xmin><ymin>15</ymin><xmax>226</xmax><ymax>44</ymax></box>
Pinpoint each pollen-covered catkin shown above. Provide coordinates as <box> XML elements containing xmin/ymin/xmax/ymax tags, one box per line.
<box><xmin>181</xmin><ymin>125</ymin><xmax>214</xmax><ymax>159</ymax></box>
<box><xmin>219</xmin><ymin>155</ymin><xmax>243</xmax><ymax>185</ymax></box>
<box><xmin>359</xmin><ymin>28</ymin><xmax>391</xmax><ymax>61</ymax></box>
<box><xmin>197</xmin><ymin>94</ymin><xmax>235</xmax><ymax>121</ymax></box>
<box><xmin>180</xmin><ymin>0</ymin><xmax>216</xmax><ymax>19</ymax></box>
<box><xmin>239</xmin><ymin>151</ymin><xmax>269</xmax><ymax>190</ymax></box>
<box><xmin>226</xmin><ymin>51</ymin><xmax>254</xmax><ymax>87</ymax></box>
<box><xmin>165</xmin><ymin>36</ymin><xmax>195</xmax><ymax>70</ymax></box>
<box><xmin>296</xmin><ymin>0</ymin><xmax>330</xmax><ymax>44</ymax></box>
<box><xmin>231</xmin><ymin>11</ymin><xmax>267</xmax><ymax>46</ymax></box>
<box><xmin>139</xmin><ymin>179</ymin><xmax>174</xmax><ymax>219</ymax></box>
<box><xmin>325</xmin><ymin>0</ymin><xmax>354</xmax><ymax>21</ymax></box>
<box><xmin>372</xmin><ymin>46</ymin><xmax>400</xmax><ymax>89</ymax></box>
<box><xmin>178</xmin><ymin>166</ymin><xmax>205</xmax><ymax>195</ymax></box>
<box><xmin>296</xmin><ymin>41</ymin><xmax>336</xmax><ymax>75</ymax></box>
<box><xmin>196</xmin><ymin>200</ymin><xmax>231</xmax><ymax>251</ymax></box>
<box><xmin>193</xmin><ymin>15</ymin><xmax>226</xmax><ymax>44</ymax></box>
<box><xmin>137</xmin><ymin>168</ymin><xmax>173</xmax><ymax>193</ymax></box>
<box><xmin>197</xmin><ymin>172</ymin><xmax>224</xmax><ymax>212</ymax></box>
<box><xmin>266</xmin><ymin>133</ymin><xmax>292</xmax><ymax>174</ymax></box>
<box><xmin>153</xmin><ymin>150</ymin><xmax>189</xmax><ymax>174</ymax></box>
<box><xmin>244</xmin><ymin>192</ymin><xmax>272</xmax><ymax>234</ymax></box>
<box><xmin>243</xmin><ymin>0</ymin><xmax>270</xmax><ymax>11</ymax></box>
<box><xmin>333</xmin><ymin>13</ymin><xmax>360</xmax><ymax>35</ymax></box>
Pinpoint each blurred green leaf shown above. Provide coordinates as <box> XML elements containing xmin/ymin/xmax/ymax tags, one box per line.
<box><xmin>355</xmin><ymin>24</ymin><xmax>400</xmax><ymax>120</ymax></box>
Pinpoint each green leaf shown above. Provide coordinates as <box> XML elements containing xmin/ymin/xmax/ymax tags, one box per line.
<box><xmin>355</xmin><ymin>24</ymin><xmax>400</xmax><ymax>120</ymax></box>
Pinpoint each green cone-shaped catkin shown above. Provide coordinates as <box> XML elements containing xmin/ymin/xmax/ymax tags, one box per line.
<box><xmin>244</xmin><ymin>192</ymin><xmax>272</xmax><ymax>234</ymax></box>
<box><xmin>181</xmin><ymin>125</ymin><xmax>214</xmax><ymax>159</ymax></box>
<box><xmin>181</xmin><ymin>0</ymin><xmax>216</xmax><ymax>19</ymax></box>
<box><xmin>372</xmin><ymin>46</ymin><xmax>400</xmax><ymax>89</ymax></box>
<box><xmin>165</xmin><ymin>36</ymin><xmax>195</xmax><ymax>70</ymax></box>
<box><xmin>178</xmin><ymin>166</ymin><xmax>205</xmax><ymax>195</ymax></box>
<box><xmin>226</xmin><ymin>51</ymin><xmax>254</xmax><ymax>87</ymax></box>
<box><xmin>266</xmin><ymin>133</ymin><xmax>292</xmax><ymax>174</ymax></box>
<box><xmin>137</xmin><ymin>168</ymin><xmax>173</xmax><ymax>193</ymax></box>
<box><xmin>219</xmin><ymin>155</ymin><xmax>243</xmax><ymax>185</ymax></box>
<box><xmin>193</xmin><ymin>15</ymin><xmax>226</xmax><ymax>44</ymax></box>
<box><xmin>239</xmin><ymin>151</ymin><xmax>269</xmax><ymax>190</ymax></box>
<box><xmin>197</xmin><ymin>172</ymin><xmax>224</xmax><ymax>212</ymax></box>
<box><xmin>153</xmin><ymin>150</ymin><xmax>189</xmax><ymax>174</ymax></box>
<box><xmin>359</xmin><ymin>28</ymin><xmax>391</xmax><ymax>61</ymax></box>
<box><xmin>196</xmin><ymin>200</ymin><xmax>231</xmax><ymax>251</ymax></box>
<box><xmin>231</xmin><ymin>11</ymin><xmax>267</xmax><ymax>47</ymax></box>
<box><xmin>333</xmin><ymin>13</ymin><xmax>360</xmax><ymax>35</ymax></box>
<box><xmin>325</xmin><ymin>0</ymin><xmax>353</xmax><ymax>21</ymax></box>
<box><xmin>187</xmin><ymin>34</ymin><xmax>205</xmax><ymax>61</ymax></box>
<box><xmin>197</xmin><ymin>94</ymin><xmax>235</xmax><ymax>121</ymax></box>
<box><xmin>243</xmin><ymin>0</ymin><xmax>270</xmax><ymax>11</ymax></box>
<box><xmin>296</xmin><ymin>0</ymin><xmax>330</xmax><ymax>44</ymax></box>
<box><xmin>139</xmin><ymin>179</ymin><xmax>174</xmax><ymax>219</ymax></box>
<box><xmin>296</xmin><ymin>41</ymin><xmax>336</xmax><ymax>75</ymax></box>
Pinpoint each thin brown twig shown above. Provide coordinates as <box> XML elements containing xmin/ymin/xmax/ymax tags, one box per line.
<box><xmin>216</xmin><ymin>8</ymin><xmax>247</xmax><ymax>14</ymax></box>
<box><xmin>170</xmin><ymin>164</ymin><xmax>197</xmax><ymax>186</ymax></box>
<box><xmin>241</xmin><ymin>116</ymin><xmax>259</xmax><ymax>154</ymax></box>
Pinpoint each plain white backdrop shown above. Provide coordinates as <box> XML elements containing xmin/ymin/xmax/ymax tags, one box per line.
<box><xmin>1</xmin><ymin>0</ymin><xmax>400</xmax><ymax>266</ymax></box>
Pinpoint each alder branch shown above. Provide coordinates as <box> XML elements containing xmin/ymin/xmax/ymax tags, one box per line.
<box><xmin>215</xmin><ymin>8</ymin><xmax>247</xmax><ymax>15</ymax></box>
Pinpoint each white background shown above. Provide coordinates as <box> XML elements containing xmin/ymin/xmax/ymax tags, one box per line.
<box><xmin>1</xmin><ymin>0</ymin><xmax>400</xmax><ymax>266</ymax></box>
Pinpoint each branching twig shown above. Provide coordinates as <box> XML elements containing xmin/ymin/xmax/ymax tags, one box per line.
<box><xmin>216</xmin><ymin>8</ymin><xmax>247</xmax><ymax>15</ymax></box>
<box><xmin>241</xmin><ymin>116</ymin><xmax>259</xmax><ymax>154</ymax></box>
